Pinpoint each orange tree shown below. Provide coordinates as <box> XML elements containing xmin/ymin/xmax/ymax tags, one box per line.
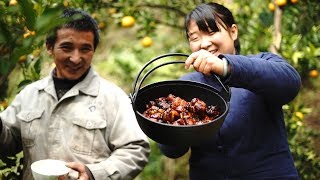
<box><xmin>275</xmin><ymin>1</ymin><xmax>320</xmax><ymax>179</ymax></box>
<box><xmin>234</xmin><ymin>0</ymin><xmax>320</xmax><ymax>179</ymax></box>
<box><xmin>0</xmin><ymin>1</ymin><xmax>62</xmax><ymax>178</ymax></box>
<box><xmin>0</xmin><ymin>0</ymin><xmax>320</xmax><ymax>179</ymax></box>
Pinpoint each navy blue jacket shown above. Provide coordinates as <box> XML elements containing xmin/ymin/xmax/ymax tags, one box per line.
<box><xmin>159</xmin><ymin>52</ymin><xmax>301</xmax><ymax>179</ymax></box>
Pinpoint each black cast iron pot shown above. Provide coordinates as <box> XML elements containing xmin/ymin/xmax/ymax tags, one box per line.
<box><xmin>130</xmin><ymin>53</ymin><xmax>230</xmax><ymax>146</ymax></box>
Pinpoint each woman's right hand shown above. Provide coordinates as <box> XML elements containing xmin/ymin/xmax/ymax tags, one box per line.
<box><xmin>185</xmin><ymin>49</ymin><xmax>224</xmax><ymax>76</ymax></box>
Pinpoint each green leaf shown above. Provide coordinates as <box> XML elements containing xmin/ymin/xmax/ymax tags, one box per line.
<box><xmin>292</xmin><ymin>51</ymin><xmax>304</xmax><ymax>66</ymax></box>
<box><xmin>17</xmin><ymin>79</ymin><xmax>33</xmax><ymax>91</ymax></box>
<box><xmin>11</xmin><ymin>47</ymin><xmax>32</xmax><ymax>63</ymax></box>
<box><xmin>314</xmin><ymin>47</ymin><xmax>320</xmax><ymax>57</ymax></box>
<box><xmin>19</xmin><ymin>0</ymin><xmax>37</xmax><ymax>30</ymax></box>
<box><xmin>0</xmin><ymin>58</ymin><xmax>11</xmax><ymax>75</ymax></box>
<box><xmin>0</xmin><ymin>20</ymin><xmax>12</xmax><ymax>44</ymax></box>
<box><xmin>35</xmin><ymin>8</ymin><xmax>63</xmax><ymax>35</ymax></box>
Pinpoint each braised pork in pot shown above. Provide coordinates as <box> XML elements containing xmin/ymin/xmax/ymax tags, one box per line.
<box><xmin>143</xmin><ymin>94</ymin><xmax>221</xmax><ymax>126</ymax></box>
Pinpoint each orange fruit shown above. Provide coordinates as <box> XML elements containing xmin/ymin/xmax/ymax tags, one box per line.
<box><xmin>309</xmin><ymin>70</ymin><xmax>319</xmax><ymax>78</ymax></box>
<box><xmin>268</xmin><ymin>3</ymin><xmax>275</xmax><ymax>11</ymax></box>
<box><xmin>23</xmin><ymin>32</ymin><xmax>31</xmax><ymax>38</ymax></box>
<box><xmin>291</xmin><ymin>0</ymin><xmax>298</xmax><ymax>3</ymax></box>
<box><xmin>18</xmin><ymin>55</ymin><xmax>27</xmax><ymax>63</ymax></box>
<box><xmin>141</xmin><ymin>36</ymin><xmax>153</xmax><ymax>47</ymax></box>
<box><xmin>23</xmin><ymin>29</ymin><xmax>35</xmax><ymax>38</ymax></box>
<box><xmin>9</xmin><ymin>0</ymin><xmax>18</xmax><ymax>6</ymax></box>
<box><xmin>98</xmin><ymin>22</ymin><xmax>105</xmax><ymax>29</ymax></box>
<box><xmin>0</xmin><ymin>100</ymin><xmax>8</xmax><ymax>109</ymax></box>
<box><xmin>121</xmin><ymin>16</ymin><xmax>135</xmax><ymax>28</ymax></box>
<box><xmin>275</xmin><ymin>0</ymin><xmax>287</xmax><ymax>6</ymax></box>
<box><xmin>63</xmin><ymin>0</ymin><xmax>69</xmax><ymax>7</ymax></box>
<box><xmin>108</xmin><ymin>8</ymin><xmax>117</xmax><ymax>14</ymax></box>
<box><xmin>32</xmin><ymin>48</ymin><xmax>41</xmax><ymax>58</ymax></box>
<box><xmin>91</xmin><ymin>13</ymin><xmax>97</xmax><ymax>19</ymax></box>
<box><xmin>294</xmin><ymin>111</ymin><xmax>304</xmax><ymax>120</ymax></box>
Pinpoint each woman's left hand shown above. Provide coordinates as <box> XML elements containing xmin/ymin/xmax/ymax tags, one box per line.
<box><xmin>185</xmin><ymin>49</ymin><xmax>224</xmax><ymax>76</ymax></box>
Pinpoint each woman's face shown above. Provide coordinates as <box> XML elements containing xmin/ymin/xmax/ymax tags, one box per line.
<box><xmin>187</xmin><ymin>20</ymin><xmax>238</xmax><ymax>56</ymax></box>
<box><xmin>47</xmin><ymin>28</ymin><xmax>95</xmax><ymax>80</ymax></box>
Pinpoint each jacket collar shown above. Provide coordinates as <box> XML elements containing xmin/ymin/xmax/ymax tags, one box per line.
<box><xmin>35</xmin><ymin>67</ymin><xmax>100</xmax><ymax>98</ymax></box>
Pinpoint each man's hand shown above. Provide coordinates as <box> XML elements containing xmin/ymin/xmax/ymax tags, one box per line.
<box><xmin>66</xmin><ymin>162</ymin><xmax>90</xmax><ymax>180</ymax></box>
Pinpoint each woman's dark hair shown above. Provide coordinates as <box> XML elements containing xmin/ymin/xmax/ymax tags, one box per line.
<box><xmin>185</xmin><ymin>2</ymin><xmax>240</xmax><ymax>54</ymax></box>
<box><xmin>46</xmin><ymin>8</ymin><xmax>100</xmax><ymax>50</ymax></box>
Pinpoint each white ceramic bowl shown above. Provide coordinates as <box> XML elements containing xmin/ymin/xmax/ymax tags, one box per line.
<box><xmin>31</xmin><ymin>159</ymin><xmax>70</xmax><ymax>180</ymax></box>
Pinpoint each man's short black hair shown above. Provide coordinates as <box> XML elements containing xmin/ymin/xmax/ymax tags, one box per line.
<box><xmin>46</xmin><ymin>8</ymin><xmax>100</xmax><ymax>50</ymax></box>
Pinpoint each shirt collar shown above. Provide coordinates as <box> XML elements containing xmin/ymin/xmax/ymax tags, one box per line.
<box><xmin>35</xmin><ymin>67</ymin><xmax>100</xmax><ymax>97</ymax></box>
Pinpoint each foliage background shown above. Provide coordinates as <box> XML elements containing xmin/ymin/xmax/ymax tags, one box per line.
<box><xmin>0</xmin><ymin>0</ymin><xmax>320</xmax><ymax>179</ymax></box>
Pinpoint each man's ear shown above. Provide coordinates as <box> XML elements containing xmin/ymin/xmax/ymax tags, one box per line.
<box><xmin>230</xmin><ymin>24</ymin><xmax>238</xmax><ymax>41</ymax></box>
<box><xmin>46</xmin><ymin>43</ymin><xmax>53</xmax><ymax>55</ymax></box>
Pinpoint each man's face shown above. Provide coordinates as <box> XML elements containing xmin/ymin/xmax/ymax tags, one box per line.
<box><xmin>47</xmin><ymin>28</ymin><xmax>95</xmax><ymax>80</ymax></box>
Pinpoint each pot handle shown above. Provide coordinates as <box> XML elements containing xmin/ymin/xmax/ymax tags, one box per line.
<box><xmin>131</xmin><ymin>53</ymin><xmax>189</xmax><ymax>101</ymax></box>
<box><xmin>130</xmin><ymin>53</ymin><xmax>230</xmax><ymax>102</ymax></box>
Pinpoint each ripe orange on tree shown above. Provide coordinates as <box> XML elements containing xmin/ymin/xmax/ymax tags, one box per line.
<box><xmin>23</xmin><ymin>33</ymin><xmax>31</xmax><ymax>39</ymax></box>
<box><xmin>275</xmin><ymin>0</ymin><xmax>287</xmax><ymax>6</ymax></box>
<box><xmin>9</xmin><ymin>0</ymin><xmax>18</xmax><ymax>6</ymax></box>
<box><xmin>32</xmin><ymin>48</ymin><xmax>41</xmax><ymax>58</ymax></box>
<box><xmin>268</xmin><ymin>3</ymin><xmax>275</xmax><ymax>11</ymax></box>
<box><xmin>23</xmin><ymin>28</ymin><xmax>36</xmax><ymax>39</ymax></box>
<box><xmin>108</xmin><ymin>8</ymin><xmax>117</xmax><ymax>15</ymax></box>
<box><xmin>0</xmin><ymin>100</ymin><xmax>8</xmax><ymax>109</ymax></box>
<box><xmin>141</xmin><ymin>36</ymin><xmax>153</xmax><ymax>47</ymax></box>
<box><xmin>309</xmin><ymin>69</ymin><xmax>319</xmax><ymax>78</ymax></box>
<box><xmin>18</xmin><ymin>55</ymin><xmax>27</xmax><ymax>63</ymax></box>
<box><xmin>63</xmin><ymin>0</ymin><xmax>70</xmax><ymax>7</ymax></box>
<box><xmin>121</xmin><ymin>16</ymin><xmax>135</xmax><ymax>28</ymax></box>
<box><xmin>98</xmin><ymin>22</ymin><xmax>105</xmax><ymax>29</ymax></box>
<box><xmin>294</xmin><ymin>111</ymin><xmax>304</xmax><ymax>120</ymax></box>
<box><xmin>291</xmin><ymin>0</ymin><xmax>298</xmax><ymax>4</ymax></box>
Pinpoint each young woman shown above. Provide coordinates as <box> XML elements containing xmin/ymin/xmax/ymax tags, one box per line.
<box><xmin>159</xmin><ymin>2</ymin><xmax>301</xmax><ymax>179</ymax></box>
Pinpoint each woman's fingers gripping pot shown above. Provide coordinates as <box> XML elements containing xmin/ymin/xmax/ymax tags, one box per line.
<box><xmin>185</xmin><ymin>50</ymin><xmax>224</xmax><ymax>76</ymax></box>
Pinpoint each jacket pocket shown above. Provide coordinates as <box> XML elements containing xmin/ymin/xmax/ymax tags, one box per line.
<box><xmin>70</xmin><ymin>117</ymin><xmax>107</xmax><ymax>155</ymax></box>
<box><xmin>17</xmin><ymin>110</ymin><xmax>44</xmax><ymax>147</ymax></box>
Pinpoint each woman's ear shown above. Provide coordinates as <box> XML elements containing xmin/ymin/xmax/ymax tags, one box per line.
<box><xmin>230</xmin><ymin>24</ymin><xmax>238</xmax><ymax>41</ymax></box>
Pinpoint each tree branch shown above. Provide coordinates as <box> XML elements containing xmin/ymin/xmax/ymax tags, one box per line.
<box><xmin>270</xmin><ymin>5</ymin><xmax>282</xmax><ymax>54</ymax></box>
<box><xmin>137</xmin><ymin>3</ymin><xmax>187</xmax><ymax>17</ymax></box>
<box><xmin>154</xmin><ymin>19</ymin><xmax>184</xmax><ymax>30</ymax></box>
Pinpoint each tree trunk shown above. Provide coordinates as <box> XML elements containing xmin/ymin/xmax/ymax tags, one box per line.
<box><xmin>270</xmin><ymin>4</ymin><xmax>283</xmax><ymax>54</ymax></box>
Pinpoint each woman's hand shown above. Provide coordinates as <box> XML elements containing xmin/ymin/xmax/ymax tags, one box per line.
<box><xmin>185</xmin><ymin>49</ymin><xmax>224</xmax><ymax>76</ymax></box>
<box><xmin>66</xmin><ymin>162</ymin><xmax>90</xmax><ymax>180</ymax></box>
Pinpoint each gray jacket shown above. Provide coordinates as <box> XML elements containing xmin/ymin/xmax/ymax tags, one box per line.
<box><xmin>0</xmin><ymin>68</ymin><xmax>150</xmax><ymax>180</ymax></box>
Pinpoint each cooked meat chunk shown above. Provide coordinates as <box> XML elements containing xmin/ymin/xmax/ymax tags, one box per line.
<box><xmin>143</xmin><ymin>94</ymin><xmax>222</xmax><ymax>126</ymax></box>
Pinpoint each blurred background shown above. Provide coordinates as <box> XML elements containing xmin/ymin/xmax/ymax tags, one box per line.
<box><xmin>0</xmin><ymin>0</ymin><xmax>319</xmax><ymax>179</ymax></box>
